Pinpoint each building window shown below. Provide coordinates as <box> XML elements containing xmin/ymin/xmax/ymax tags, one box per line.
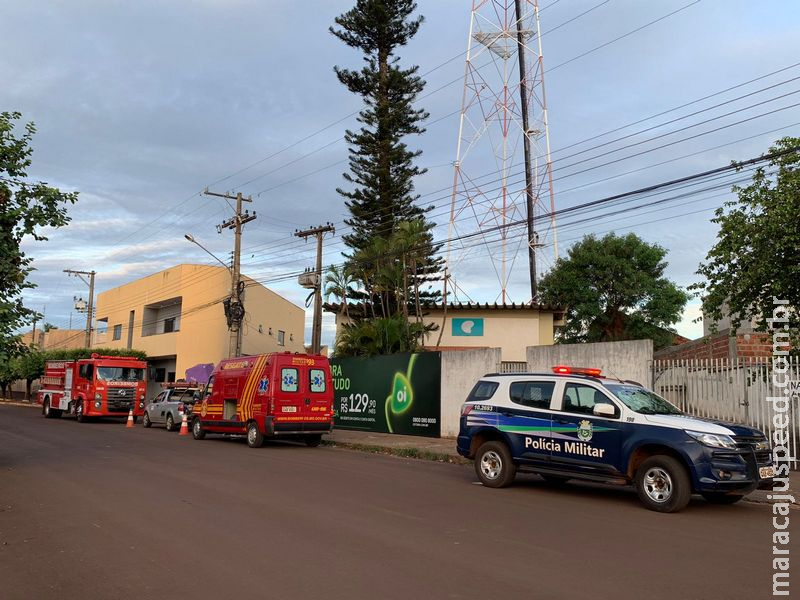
<box><xmin>154</xmin><ymin>368</ymin><xmax>166</xmax><ymax>383</ymax></box>
<box><xmin>97</xmin><ymin>319</ymin><xmax>108</xmax><ymax>335</ymax></box>
<box><xmin>164</xmin><ymin>317</ymin><xmax>177</xmax><ymax>333</ymax></box>
<box><xmin>167</xmin><ymin>371</ymin><xmax>176</xmax><ymax>383</ymax></box>
<box><xmin>277</xmin><ymin>330</ymin><xmax>285</xmax><ymax>346</ymax></box>
<box><xmin>112</xmin><ymin>324</ymin><xmax>122</xmax><ymax>341</ymax></box>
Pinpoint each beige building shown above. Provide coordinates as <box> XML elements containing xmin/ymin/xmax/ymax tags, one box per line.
<box><xmin>328</xmin><ymin>302</ymin><xmax>564</xmax><ymax>364</ymax></box>
<box><xmin>93</xmin><ymin>264</ymin><xmax>305</xmax><ymax>397</ymax></box>
<box><xmin>21</xmin><ymin>328</ymin><xmax>87</xmax><ymax>351</ymax></box>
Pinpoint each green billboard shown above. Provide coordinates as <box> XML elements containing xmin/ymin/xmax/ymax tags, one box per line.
<box><xmin>330</xmin><ymin>352</ymin><xmax>441</xmax><ymax>438</ymax></box>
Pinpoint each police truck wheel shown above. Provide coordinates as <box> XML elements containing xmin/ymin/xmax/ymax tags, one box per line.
<box><xmin>635</xmin><ymin>455</ymin><xmax>691</xmax><ymax>513</ymax></box>
<box><xmin>701</xmin><ymin>492</ymin><xmax>745</xmax><ymax>505</ymax></box>
<box><xmin>142</xmin><ymin>412</ymin><xmax>152</xmax><ymax>428</ymax></box>
<box><xmin>474</xmin><ymin>441</ymin><xmax>516</xmax><ymax>488</ymax></box>
<box><xmin>304</xmin><ymin>435</ymin><xmax>322</xmax><ymax>448</ymax></box>
<box><xmin>246</xmin><ymin>422</ymin><xmax>263</xmax><ymax>448</ymax></box>
<box><xmin>165</xmin><ymin>414</ymin><xmax>175</xmax><ymax>432</ymax></box>
<box><xmin>191</xmin><ymin>418</ymin><xmax>205</xmax><ymax>440</ymax></box>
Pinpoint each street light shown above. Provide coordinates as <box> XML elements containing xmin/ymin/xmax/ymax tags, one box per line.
<box><xmin>184</xmin><ymin>234</ymin><xmax>231</xmax><ymax>272</ymax></box>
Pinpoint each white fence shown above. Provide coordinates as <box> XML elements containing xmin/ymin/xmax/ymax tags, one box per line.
<box><xmin>652</xmin><ymin>357</ymin><xmax>799</xmax><ymax>469</ymax></box>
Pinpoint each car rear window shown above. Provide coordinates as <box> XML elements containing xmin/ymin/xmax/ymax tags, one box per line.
<box><xmin>281</xmin><ymin>368</ymin><xmax>299</xmax><ymax>392</ymax></box>
<box><xmin>509</xmin><ymin>381</ymin><xmax>555</xmax><ymax>410</ymax></box>
<box><xmin>467</xmin><ymin>380</ymin><xmax>499</xmax><ymax>402</ymax></box>
<box><xmin>309</xmin><ymin>369</ymin><xmax>326</xmax><ymax>393</ymax></box>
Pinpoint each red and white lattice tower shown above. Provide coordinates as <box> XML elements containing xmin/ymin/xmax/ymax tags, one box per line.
<box><xmin>448</xmin><ymin>0</ymin><xmax>557</xmax><ymax>302</ymax></box>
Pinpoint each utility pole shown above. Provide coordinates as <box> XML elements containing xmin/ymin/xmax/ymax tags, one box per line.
<box><xmin>64</xmin><ymin>269</ymin><xmax>96</xmax><ymax>348</ymax></box>
<box><xmin>203</xmin><ymin>188</ymin><xmax>256</xmax><ymax>358</ymax></box>
<box><xmin>295</xmin><ymin>223</ymin><xmax>335</xmax><ymax>355</ymax></box>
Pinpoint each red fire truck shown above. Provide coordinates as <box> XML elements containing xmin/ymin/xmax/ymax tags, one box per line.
<box><xmin>37</xmin><ymin>354</ymin><xmax>148</xmax><ymax>422</ymax></box>
<box><xmin>191</xmin><ymin>352</ymin><xmax>333</xmax><ymax>448</ymax></box>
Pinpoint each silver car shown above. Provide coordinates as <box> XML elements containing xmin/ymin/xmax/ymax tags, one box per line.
<box><xmin>142</xmin><ymin>386</ymin><xmax>199</xmax><ymax>431</ymax></box>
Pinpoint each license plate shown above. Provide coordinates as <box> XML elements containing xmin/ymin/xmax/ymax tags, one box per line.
<box><xmin>282</xmin><ymin>406</ymin><xmax>297</xmax><ymax>413</ymax></box>
<box><xmin>759</xmin><ymin>466</ymin><xmax>775</xmax><ymax>479</ymax></box>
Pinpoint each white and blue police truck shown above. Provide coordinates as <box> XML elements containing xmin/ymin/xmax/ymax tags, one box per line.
<box><xmin>457</xmin><ymin>366</ymin><xmax>774</xmax><ymax>512</ymax></box>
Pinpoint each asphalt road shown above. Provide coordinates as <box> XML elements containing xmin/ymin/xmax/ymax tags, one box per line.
<box><xmin>0</xmin><ymin>404</ymin><xmax>794</xmax><ymax>600</ymax></box>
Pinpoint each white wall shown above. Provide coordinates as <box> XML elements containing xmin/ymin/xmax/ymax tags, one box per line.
<box><xmin>526</xmin><ymin>340</ymin><xmax>653</xmax><ymax>387</ymax></box>
<box><xmin>439</xmin><ymin>348</ymin><xmax>502</xmax><ymax>437</ymax></box>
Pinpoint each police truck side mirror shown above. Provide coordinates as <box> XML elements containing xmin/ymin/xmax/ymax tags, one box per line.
<box><xmin>593</xmin><ymin>403</ymin><xmax>616</xmax><ymax>418</ymax></box>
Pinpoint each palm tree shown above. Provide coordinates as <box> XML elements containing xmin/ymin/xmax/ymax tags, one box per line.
<box><xmin>323</xmin><ymin>265</ymin><xmax>355</xmax><ymax>320</ymax></box>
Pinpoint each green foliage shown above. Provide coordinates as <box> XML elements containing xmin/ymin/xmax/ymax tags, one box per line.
<box><xmin>334</xmin><ymin>314</ymin><xmax>431</xmax><ymax>357</ymax></box>
<box><xmin>0</xmin><ymin>112</ymin><xmax>78</xmax><ymax>363</ymax></box>
<box><xmin>331</xmin><ymin>1</ymin><xmax>441</xmax><ymax>319</ymax></box>
<box><xmin>693</xmin><ymin>137</ymin><xmax>800</xmax><ymax>339</ymax></box>
<box><xmin>538</xmin><ymin>233</ymin><xmax>689</xmax><ymax>349</ymax></box>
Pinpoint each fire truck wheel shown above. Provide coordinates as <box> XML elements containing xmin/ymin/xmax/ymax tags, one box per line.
<box><xmin>304</xmin><ymin>435</ymin><xmax>322</xmax><ymax>448</ymax></box>
<box><xmin>43</xmin><ymin>398</ymin><xmax>52</xmax><ymax>418</ymax></box>
<box><xmin>143</xmin><ymin>412</ymin><xmax>152</xmax><ymax>428</ymax></box>
<box><xmin>246</xmin><ymin>422</ymin><xmax>264</xmax><ymax>448</ymax></box>
<box><xmin>165</xmin><ymin>414</ymin><xmax>175</xmax><ymax>432</ymax></box>
<box><xmin>76</xmin><ymin>401</ymin><xmax>86</xmax><ymax>423</ymax></box>
<box><xmin>191</xmin><ymin>417</ymin><xmax>205</xmax><ymax>440</ymax></box>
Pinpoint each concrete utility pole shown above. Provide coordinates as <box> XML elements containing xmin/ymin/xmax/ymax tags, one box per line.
<box><xmin>295</xmin><ymin>223</ymin><xmax>335</xmax><ymax>355</ymax></box>
<box><xmin>203</xmin><ymin>188</ymin><xmax>256</xmax><ymax>358</ymax></box>
<box><xmin>64</xmin><ymin>269</ymin><xmax>96</xmax><ymax>348</ymax></box>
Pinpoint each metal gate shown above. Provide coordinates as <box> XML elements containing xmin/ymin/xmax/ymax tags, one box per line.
<box><xmin>652</xmin><ymin>357</ymin><xmax>799</xmax><ymax>470</ymax></box>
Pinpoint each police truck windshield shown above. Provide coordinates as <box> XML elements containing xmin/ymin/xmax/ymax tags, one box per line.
<box><xmin>97</xmin><ymin>367</ymin><xmax>145</xmax><ymax>382</ymax></box>
<box><xmin>604</xmin><ymin>384</ymin><xmax>682</xmax><ymax>415</ymax></box>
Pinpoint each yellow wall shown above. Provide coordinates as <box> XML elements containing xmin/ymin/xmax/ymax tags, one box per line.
<box><xmin>93</xmin><ymin>264</ymin><xmax>305</xmax><ymax>376</ymax></box>
<box><xmin>332</xmin><ymin>307</ymin><xmax>560</xmax><ymax>363</ymax></box>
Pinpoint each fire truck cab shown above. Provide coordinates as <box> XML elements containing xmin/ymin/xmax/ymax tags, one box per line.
<box><xmin>37</xmin><ymin>354</ymin><xmax>148</xmax><ymax>422</ymax></box>
<box><xmin>191</xmin><ymin>352</ymin><xmax>333</xmax><ymax>448</ymax></box>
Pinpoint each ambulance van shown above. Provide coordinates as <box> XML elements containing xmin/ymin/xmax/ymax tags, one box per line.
<box><xmin>191</xmin><ymin>352</ymin><xmax>333</xmax><ymax>448</ymax></box>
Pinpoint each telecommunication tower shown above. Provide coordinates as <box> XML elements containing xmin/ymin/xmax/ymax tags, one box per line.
<box><xmin>448</xmin><ymin>0</ymin><xmax>557</xmax><ymax>302</ymax></box>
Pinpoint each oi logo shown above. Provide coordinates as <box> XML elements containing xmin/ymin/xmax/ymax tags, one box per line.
<box><xmin>384</xmin><ymin>355</ymin><xmax>417</xmax><ymax>433</ymax></box>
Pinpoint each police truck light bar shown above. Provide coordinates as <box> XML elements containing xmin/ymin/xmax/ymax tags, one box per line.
<box><xmin>552</xmin><ymin>366</ymin><xmax>603</xmax><ymax>377</ymax></box>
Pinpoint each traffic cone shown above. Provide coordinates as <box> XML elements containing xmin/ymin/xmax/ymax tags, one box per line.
<box><xmin>179</xmin><ymin>413</ymin><xmax>189</xmax><ymax>436</ymax></box>
<box><xmin>126</xmin><ymin>409</ymin><xmax>134</xmax><ymax>428</ymax></box>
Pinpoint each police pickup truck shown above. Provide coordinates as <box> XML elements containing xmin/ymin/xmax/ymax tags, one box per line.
<box><xmin>457</xmin><ymin>366</ymin><xmax>773</xmax><ymax>512</ymax></box>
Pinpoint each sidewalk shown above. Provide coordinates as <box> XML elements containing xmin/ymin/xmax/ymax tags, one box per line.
<box><xmin>325</xmin><ymin>428</ymin><xmax>466</xmax><ymax>463</ymax></box>
<box><xmin>325</xmin><ymin>427</ymin><xmax>798</xmax><ymax>506</ymax></box>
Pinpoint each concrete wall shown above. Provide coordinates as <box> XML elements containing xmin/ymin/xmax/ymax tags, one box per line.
<box><xmin>439</xmin><ymin>348</ymin><xmax>502</xmax><ymax>437</ymax></box>
<box><xmin>526</xmin><ymin>340</ymin><xmax>653</xmax><ymax>387</ymax></box>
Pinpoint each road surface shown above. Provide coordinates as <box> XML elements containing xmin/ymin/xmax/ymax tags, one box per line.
<box><xmin>0</xmin><ymin>404</ymin><xmax>792</xmax><ymax>599</ymax></box>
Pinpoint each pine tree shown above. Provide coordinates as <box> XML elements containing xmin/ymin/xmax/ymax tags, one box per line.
<box><xmin>331</xmin><ymin>0</ymin><xmax>441</xmax><ymax>319</ymax></box>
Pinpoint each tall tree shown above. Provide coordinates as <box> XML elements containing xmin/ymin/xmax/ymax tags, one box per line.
<box><xmin>331</xmin><ymin>0</ymin><xmax>441</xmax><ymax>317</ymax></box>
<box><xmin>0</xmin><ymin>112</ymin><xmax>78</xmax><ymax>363</ymax></box>
<box><xmin>538</xmin><ymin>233</ymin><xmax>689</xmax><ymax>349</ymax></box>
<box><xmin>693</xmin><ymin>137</ymin><xmax>800</xmax><ymax>339</ymax></box>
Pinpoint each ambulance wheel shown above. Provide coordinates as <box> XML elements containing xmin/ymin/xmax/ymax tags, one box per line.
<box><xmin>165</xmin><ymin>414</ymin><xmax>175</xmax><ymax>432</ymax></box>
<box><xmin>76</xmin><ymin>401</ymin><xmax>86</xmax><ymax>423</ymax></box>
<box><xmin>701</xmin><ymin>492</ymin><xmax>745</xmax><ymax>505</ymax></box>
<box><xmin>191</xmin><ymin>417</ymin><xmax>205</xmax><ymax>440</ymax></box>
<box><xmin>304</xmin><ymin>435</ymin><xmax>322</xmax><ymax>448</ymax></box>
<box><xmin>635</xmin><ymin>455</ymin><xmax>691</xmax><ymax>513</ymax></box>
<box><xmin>246</xmin><ymin>422</ymin><xmax>263</xmax><ymax>448</ymax></box>
<box><xmin>143</xmin><ymin>412</ymin><xmax>152</xmax><ymax>428</ymax></box>
<box><xmin>474</xmin><ymin>441</ymin><xmax>516</xmax><ymax>488</ymax></box>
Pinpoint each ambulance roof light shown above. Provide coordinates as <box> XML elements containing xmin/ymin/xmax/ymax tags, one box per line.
<box><xmin>552</xmin><ymin>365</ymin><xmax>603</xmax><ymax>377</ymax></box>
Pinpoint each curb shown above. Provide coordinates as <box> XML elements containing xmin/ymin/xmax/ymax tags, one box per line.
<box><xmin>0</xmin><ymin>400</ymin><xmax>39</xmax><ymax>409</ymax></box>
<box><xmin>321</xmin><ymin>440</ymin><xmax>469</xmax><ymax>465</ymax></box>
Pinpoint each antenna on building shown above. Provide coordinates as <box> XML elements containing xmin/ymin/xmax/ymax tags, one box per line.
<box><xmin>448</xmin><ymin>0</ymin><xmax>557</xmax><ymax>303</ymax></box>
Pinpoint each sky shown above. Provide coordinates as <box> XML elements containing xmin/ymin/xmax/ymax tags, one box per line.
<box><xmin>3</xmin><ymin>0</ymin><xmax>799</xmax><ymax>349</ymax></box>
